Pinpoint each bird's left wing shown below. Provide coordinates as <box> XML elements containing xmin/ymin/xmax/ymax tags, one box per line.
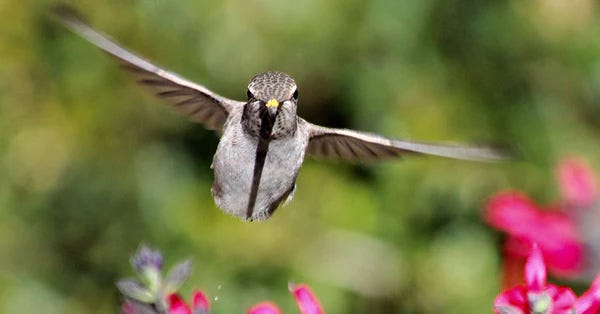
<box><xmin>53</xmin><ymin>5</ymin><xmax>245</xmax><ymax>131</ymax></box>
<box><xmin>305</xmin><ymin>122</ymin><xmax>509</xmax><ymax>162</ymax></box>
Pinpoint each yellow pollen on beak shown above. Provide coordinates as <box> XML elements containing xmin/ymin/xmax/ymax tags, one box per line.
<box><xmin>265</xmin><ymin>99</ymin><xmax>279</xmax><ymax>108</ymax></box>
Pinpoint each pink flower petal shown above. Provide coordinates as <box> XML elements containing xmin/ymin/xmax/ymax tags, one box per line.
<box><xmin>494</xmin><ymin>286</ymin><xmax>528</xmax><ymax>312</ymax></box>
<box><xmin>487</xmin><ymin>191</ymin><xmax>584</xmax><ymax>276</ymax></box>
<box><xmin>168</xmin><ymin>293</ymin><xmax>192</xmax><ymax>314</ymax></box>
<box><xmin>576</xmin><ymin>273</ymin><xmax>600</xmax><ymax>314</ymax></box>
<box><xmin>192</xmin><ymin>290</ymin><xmax>210</xmax><ymax>313</ymax></box>
<box><xmin>289</xmin><ymin>283</ymin><xmax>324</xmax><ymax>314</ymax></box>
<box><xmin>545</xmin><ymin>285</ymin><xmax>577</xmax><ymax>314</ymax></box>
<box><xmin>247</xmin><ymin>302</ymin><xmax>283</xmax><ymax>314</ymax></box>
<box><xmin>591</xmin><ymin>273</ymin><xmax>600</xmax><ymax>290</ymax></box>
<box><xmin>525</xmin><ymin>244</ymin><xmax>546</xmax><ymax>292</ymax></box>
<box><xmin>521</xmin><ymin>223</ymin><xmax>582</xmax><ymax>274</ymax></box>
<box><xmin>121</xmin><ymin>299</ymin><xmax>156</xmax><ymax>314</ymax></box>
<box><xmin>505</xmin><ymin>237</ymin><xmax>583</xmax><ymax>277</ymax></box>
<box><xmin>121</xmin><ymin>300</ymin><xmax>138</xmax><ymax>314</ymax></box>
<box><xmin>558</xmin><ymin>157</ymin><xmax>597</xmax><ymax>208</ymax></box>
<box><xmin>539</xmin><ymin>240</ymin><xmax>583</xmax><ymax>277</ymax></box>
<box><xmin>494</xmin><ymin>305</ymin><xmax>526</xmax><ymax>314</ymax></box>
<box><xmin>486</xmin><ymin>191</ymin><xmax>541</xmax><ymax>236</ymax></box>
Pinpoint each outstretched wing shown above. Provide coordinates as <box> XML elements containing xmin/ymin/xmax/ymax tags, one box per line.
<box><xmin>53</xmin><ymin>5</ymin><xmax>244</xmax><ymax>131</ymax></box>
<box><xmin>305</xmin><ymin>122</ymin><xmax>509</xmax><ymax>162</ymax></box>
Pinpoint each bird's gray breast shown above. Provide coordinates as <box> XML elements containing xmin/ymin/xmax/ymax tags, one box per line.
<box><xmin>211</xmin><ymin>111</ymin><xmax>309</xmax><ymax>221</ymax></box>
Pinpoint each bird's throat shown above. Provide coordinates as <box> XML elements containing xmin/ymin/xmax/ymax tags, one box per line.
<box><xmin>245</xmin><ymin>110</ymin><xmax>277</xmax><ymax>220</ymax></box>
<box><xmin>259</xmin><ymin>108</ymin><xmax>277</xmax><ymax>139</ymax></box>
<box><xmin>246</xmin><ymin>136</ymin><xmax>271</xmax><ymax>220</ymax></box>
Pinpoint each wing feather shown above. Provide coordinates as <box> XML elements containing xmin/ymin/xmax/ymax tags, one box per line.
<box><xmin>305</xmin><ymin>122</ymin><xmax>509</xmax><ymax>162</ymax></box>
<box><xmin>53</xmin><ymin>5</ymin><xmax>244</xmax><ymax>131</ymax></box>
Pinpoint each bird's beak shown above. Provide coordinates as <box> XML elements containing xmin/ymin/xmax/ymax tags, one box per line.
<box><xmin>265</xmin><ymin>98</ymin><xmax>279</xmax><ymax>118</ymax></box>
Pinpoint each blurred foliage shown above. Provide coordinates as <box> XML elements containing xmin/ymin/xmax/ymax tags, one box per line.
<box><xmin>1</xmin><ymin>0</ymin><xmax>600</xmax><ymax>313</ymax></box>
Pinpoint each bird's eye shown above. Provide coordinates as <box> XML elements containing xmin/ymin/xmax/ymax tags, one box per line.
<box><xmin>247</xmin><ymin>90</ymin><xmax>253</xmax><ymax>100</ymax></box>
<box><xmin>292</xmin><ymin>89</ymin><xmax>299</xmax><ymax>100</ymax></box>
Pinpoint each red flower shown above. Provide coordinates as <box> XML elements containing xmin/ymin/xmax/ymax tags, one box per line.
<box><xmin>494</xmin><ymin>244</ymin><xmax>577</xmax><ymax>314</ymax></box>
<box><xmin>486</xmin><ymin>191</ymin><xmax>584</xmax><ymax>277</ymax></box>
<box><xmin>557</xmin><ymin>157</ymin><xmax>597</xmax><ymax>208</ymax></box>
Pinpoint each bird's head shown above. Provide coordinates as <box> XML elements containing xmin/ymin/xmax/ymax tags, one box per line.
<box><xmin>246</xmin><ymin>72</ymin><xmax>298</xmax><ymax>120</ymax></box>
<box><xmin>242</xmin><ymin>72</ymin><xmax>299</xmax><ymax>139</ymax></box>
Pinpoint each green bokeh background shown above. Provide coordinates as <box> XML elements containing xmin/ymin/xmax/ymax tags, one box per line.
<box><xmin>1</xmin><ymin>0</ymin><xmax>600</xmax><ymax>313</ymax></box>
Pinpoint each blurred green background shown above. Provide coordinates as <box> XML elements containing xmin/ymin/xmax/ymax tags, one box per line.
<box><xmin>1</xmin><ymin>0</ymin><xmax>600</xmax><ymax>313</ymax></box>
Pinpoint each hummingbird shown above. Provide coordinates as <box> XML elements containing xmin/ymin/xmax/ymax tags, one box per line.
<box><xmin>54</xmin><ymin>6</ymin><xmax>508</xmax><ymax>221</ymax></box>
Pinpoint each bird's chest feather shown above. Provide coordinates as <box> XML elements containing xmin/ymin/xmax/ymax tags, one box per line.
<box><xmin>211</xmin><ymin>113</ymin><xmax>309</xmax><ymax>220</ymax></box>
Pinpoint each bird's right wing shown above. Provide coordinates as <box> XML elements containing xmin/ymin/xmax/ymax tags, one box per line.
<box><xmin>53</xmin><ymin>5</ymin><xmax>245</xmax><ymax>131</ymax></box>
<box><xmin>305</xmin><ymin>122</ymin><xmax>510</xmax><ymax>162</ymax></box>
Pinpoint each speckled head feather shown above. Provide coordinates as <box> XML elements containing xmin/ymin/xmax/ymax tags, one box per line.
<box><xmin>247</xmin><ymin>72</ymin><xmax>297</xmax><ymax>102</ymax></box>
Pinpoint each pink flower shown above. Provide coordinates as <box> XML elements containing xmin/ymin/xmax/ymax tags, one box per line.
<box><xmin>289</xmin><ymin>284</ymin><xmax>324</xmax><ymax>314</ymax></box>
<box><xmin>165</xmin><ymin>284</ymin><xmax>324</xmax><ymax>314</ymax></box>
<box><xmin>558</xmin><ymin>158</ymin><xmax>597</xmax><ymax>208</ymax></box>
<box><xmin>247</xmin><ymin>302</ymin><xmax>283</xmax><ymax>314</ymax></box>
<box><xmin>494</xmin><ymin>244</ymin><xmax>577</xmax><ymax>314</ymax></box>
<box><xmin>168</xmin><ymin>294</ymin><xmax>191</xmax><ymax>314</ymax></box>
<box><xmin>248</xmin><ymin>283</ymin><xmax>325</xmax><ymax>314</ymax></box>
<box><xmin>192</xmin><ymin>290</ymin><xmax>210</xmax><ymax>314</ymax></box>
<box><xmin>485</xmin><ymin>191</ymin><xmax>584</xmax><ymax>277</ymax></box>
<box><xmin>118</xmin><ymin>246</ymin><xmax>324</xmax><ymax>314</ymax></box>
<box><xmin>168</xmin><ymin>290</ymin><xmax>210</xmax><ymax>314</ymax></box>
